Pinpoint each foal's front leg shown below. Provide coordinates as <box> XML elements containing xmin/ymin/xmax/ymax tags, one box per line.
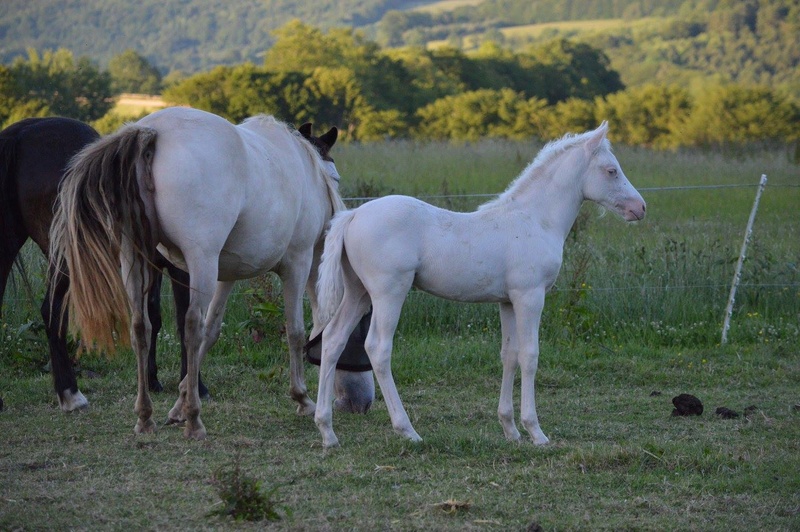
<box><xmin>497</xmin><ymin>302</ymin><xmax>521</xmax><ymax>441</ymax></box>
<box><xmin>515</xmin><ymin>289</ymin><xmax>549</xmax><ymax>445</ymax></box>
<box><xmin>366</xmin><ymin>297</ymin><xmax>421</xmax><ymax>443</ymax></box>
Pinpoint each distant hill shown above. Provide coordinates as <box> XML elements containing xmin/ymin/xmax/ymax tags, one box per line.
<box><xmin>0</xmin><ymin>0</ymin><xmax>414</xmax><ymax>73</ymax></box>
<box><xmin>2</xmin><ymin>0</ymin><xmax>798</xmax><ymax>98</ymax></box>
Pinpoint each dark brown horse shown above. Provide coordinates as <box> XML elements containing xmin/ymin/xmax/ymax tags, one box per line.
<box><xmin>0</xmin><ymin>116</ymin><xmax>206</xmax><ymax>410</ymax></box>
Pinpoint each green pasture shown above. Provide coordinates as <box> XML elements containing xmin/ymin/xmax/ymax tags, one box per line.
<box><xmin>1</xmin><ymin>140</ymin><xmax>798</xmax><ymax>529</ymax></box>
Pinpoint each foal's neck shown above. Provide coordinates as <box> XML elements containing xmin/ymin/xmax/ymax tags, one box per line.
<box><xmin>514</xmin><ymin>153</ymin><xmax>586</xmax><ymax>241</ymax></box>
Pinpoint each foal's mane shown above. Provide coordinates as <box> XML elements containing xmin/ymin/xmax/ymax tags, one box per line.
<box><xmin>478</xmin><ymin>128</ymin><xmax>611</xmax><ymax>211</ymax></box>
<box><xmin>242</xmin><ymin>115</ymin><xmax>345</xmax><ymax>213</ymax></box>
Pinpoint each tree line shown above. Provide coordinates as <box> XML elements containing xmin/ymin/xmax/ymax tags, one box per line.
<box><xmin>1</xmin><ymin>21</ymin><xmax>798</xmax><ymax>148</ymax></box>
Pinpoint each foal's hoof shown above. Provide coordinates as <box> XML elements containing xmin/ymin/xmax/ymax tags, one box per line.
<box><xmin>531</xmin><ymin>434</ymin><xmax>550</xmax><ymax>446</ymax></box>
<box><xmin>148</xmin><ymin>379</ymin><xmax>164</xmax><ymax>393</ymax></box>
<box><xmin>398</xmin><ymin>428</ymin><xmax>422</xmax><ymax>443</ymax></box>
<box><xmin>322</xmin><ymin>437</ymin><xmax>340</xmax><ymax>450</ymax></box>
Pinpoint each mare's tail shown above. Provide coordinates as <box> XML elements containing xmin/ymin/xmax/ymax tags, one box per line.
<box><xmin>317</xmin><ymin>209</ymin><xmax>357</xmax><ymax>326</ymax></box>
<box><xmin>49</xmin><ymin>124</ymin><xmax>159</xmax><ymax>352</ymax></box>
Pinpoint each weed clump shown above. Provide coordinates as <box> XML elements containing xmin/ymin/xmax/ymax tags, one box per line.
<box><xmin>209</xmin><ymin>456</ymin><xmax>282</xmax><ymax>522</ymax></box>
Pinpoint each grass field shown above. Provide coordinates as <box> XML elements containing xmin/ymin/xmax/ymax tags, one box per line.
<box><xmin>1</xmin><ymin>138</ymin><xmax>798</xmax><ymax>529</ymax></box>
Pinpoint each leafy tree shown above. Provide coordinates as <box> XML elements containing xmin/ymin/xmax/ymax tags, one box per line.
<box><xmin>108</xmin><ymin>49</ymin><xmax>162</xmax><ymax>94</ymax></box>
<box><xmin>526</xmin><ymin>39</ymin><xmax>624</xmax><ymax>103</ymax></box>
<box><xmin>3</xmin><ymin>48</ymin><xmax>112</xmax><ymax>124</ymax></box>
<box><xmin>595</xmin><ymin>84</ymin><xmax>692</xmax><ymax>148</ymax></box>
<box><xmin>545</xmin><ymin>97</ymin><xmax>599</xmax><ymax>139</ymax></box>
<box><xmin>680</xmin><ymin>84</ymin><xmax>800</xmax><ymax>146</ymax></box>
<box><xmin>415</xmin><ymin>88</ymin><xmax>548</xmax><ymax>141</ymax></box>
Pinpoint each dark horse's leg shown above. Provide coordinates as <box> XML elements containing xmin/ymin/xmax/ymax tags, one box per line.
<box><xmin>0</xmin><ymin>234</ymin><xmax>26</xmax><ymax>319</ymax></box>
<box><xmin>40</xmin><ymin>263</ymin><xmax>87</xmax><ymax>410</ymax></box>
<box><xmin>150</xmin><ymin>255</ymin><xmax>209</xmax><ymax>399</ymax></box>
<box><xmin>146</xmin><ymin>271</ymin><xmax>164</xmax><ymax>392</ymax></box>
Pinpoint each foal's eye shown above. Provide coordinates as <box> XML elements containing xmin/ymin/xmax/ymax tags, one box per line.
<box><xmin>607</xmin><ymin>168</ymin><xmax>618</xmax><ymax>178</ymax></box>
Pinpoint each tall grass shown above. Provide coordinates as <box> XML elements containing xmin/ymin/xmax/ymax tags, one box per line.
<box><xmin>2</xmin><ymin>140</ymin><xmax>797</xmax><ymax>357</ymax></box>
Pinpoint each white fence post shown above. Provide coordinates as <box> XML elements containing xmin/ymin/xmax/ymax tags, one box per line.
<box><xmin>721</xmin><ymin>174</ymin><xmax>768</xmax><ymax>345</ymax></box>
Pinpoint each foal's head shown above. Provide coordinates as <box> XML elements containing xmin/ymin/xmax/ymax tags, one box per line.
<box><xmin>580</xmin><ymin>122</ymin><xmax>646</xmax><ymax>221</ymax></box>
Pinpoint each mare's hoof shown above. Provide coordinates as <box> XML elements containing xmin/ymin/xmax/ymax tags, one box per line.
<box><xmin>164</xmin><ymin>417</ymin><xmax>185</xmax><ymax>427</ymax></box>
<box><xmin>184</xmin><ymin>426</ymin><xmax>207</xmax><ymax>440</ymax></box>
<box><xmin>134</xmin><ymin>419</ymin><xmax>157</xmax><ymax>434</ymax></box>
<box><xmin>532</xmin><ymin>435</ymin><xmax>550</xmax><ymax>446</ymax></box>
<box><xmin>148</xmin><ymin>380</ymin><xmax>164</xmax><ymax>393</ymax></box>
<box><xmin>296</xmin><ymin>402</ymin><xmax>316</xmax><ymax>416</ymax></box>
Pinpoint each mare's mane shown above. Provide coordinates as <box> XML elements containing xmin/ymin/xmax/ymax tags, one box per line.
<box><xmin>242</xmin><ymin>114</ymin><xmax>345</xmax><ymax>213</ymax></box>
<box><xmin>478</xmin><ymin>127</ymin><xmax>611</xmax><ymax>211</ymax></box>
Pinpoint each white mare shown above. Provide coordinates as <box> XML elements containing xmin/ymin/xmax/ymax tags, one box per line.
<box><xmin>50</xmin><ymin>107</ymin><xmax>372</xmax><ymax>439</ymax></box>
<box><xmin>314</xmin><ymin>122</ymin><xmax>646</xmax><ymax>448</ymax></box>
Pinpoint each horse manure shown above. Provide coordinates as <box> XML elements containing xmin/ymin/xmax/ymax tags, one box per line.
<box><xmin>649</xmin><ymin>390</ymin><xmax>662</xmax><ymax>397</ymax></box>
<box><xmin>743</xmin><ymin>405</ymin><xmax>759</xmax><ymax>418</ymax></box>
<box><xmin>715</xmin><ymin>407</ymin><xmax>739</xmax><ymax>419</ymax></box>
<box><xmin>671</xmin><ymin>393</ymin><xmax>703</xmax><ymax>416</ymax></box>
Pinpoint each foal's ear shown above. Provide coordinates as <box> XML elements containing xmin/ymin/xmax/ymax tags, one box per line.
<box><xmin>320</xmin><ymin>126</ymin><xmax>338</xmax><ymax>148</ymax></box>
<box><xmin>298</xmin><ymin>122</ymin><xmax>313</xmax><ymax>139</ymax></box>
<box><xmin>584</xmin><ymin>121</ymin><xmax>609</xmax><ymax>154</ymax></box>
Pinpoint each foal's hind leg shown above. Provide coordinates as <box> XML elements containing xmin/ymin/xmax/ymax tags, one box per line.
<box><xmin>365</xmin><ymin>294</ymin><xmax>421</xmax><ymax>443</ymax></box>
<box><xmin>315</xmin><ymin>290</ymin><xmax>372</xmax><ymax>448</ymax></box>
<box><xmin>497</xmin><ymin>302</ymin><xmax>521</xmax><ymax>441</ymax></box>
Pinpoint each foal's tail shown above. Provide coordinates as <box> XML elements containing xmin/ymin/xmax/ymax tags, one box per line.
<box><xmin>49</xmin><ymin>124</ymin><xmax>159</xmax><ymax>353</ymax></box>
<box><xmin>317</xmin><ymin>209</ymin><xmax>357</xmax><ymax>326</ymax></box>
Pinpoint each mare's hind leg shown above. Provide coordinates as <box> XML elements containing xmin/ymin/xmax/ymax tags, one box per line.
<box><xmin>365</xmin><ymin>293</ymin><xmax>421</xmax><ymax>443</ymax></box>
<box><xmin>43</xmin><ymin>264</ymin><xmax>88</xmax><ymax>411</ymax></box>
<box><xmin>280</xmin><ymin>258</ymin><xmax>317</xmax><ymax>416</ymax></box>
<box><xmin>165</xmin><ymin>263</ymin><xmax>210</xmax><ymax>399</ymax></box>
<box><xmin>120</xmin><ymin>241</ymin><xmax>157</xmax><ymax>435</ymax></box>
<box><xmin>514</xmin><ymin>288</ymin><xmax>549</xmax><ymax>445</ymax></box>
<box><xmin>167</xmin><ymin>280</ymin><xmax>233</xmax><ymax>427</ymax></box>
<box><xmin>497</xmin><ymin>302</ymin><xmax>521</xmax><ymax>441</ymax></box>
<box><xmin>315</xmin><ymin>289</ymin><xmax>372</xmax><ymax>448</ymax></box>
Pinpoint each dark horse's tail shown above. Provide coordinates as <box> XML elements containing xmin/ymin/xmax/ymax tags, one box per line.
<box><xmin>49</xmin><ymin>124</ymin><xmax>159</xmax><ymax>352</ymax></box>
